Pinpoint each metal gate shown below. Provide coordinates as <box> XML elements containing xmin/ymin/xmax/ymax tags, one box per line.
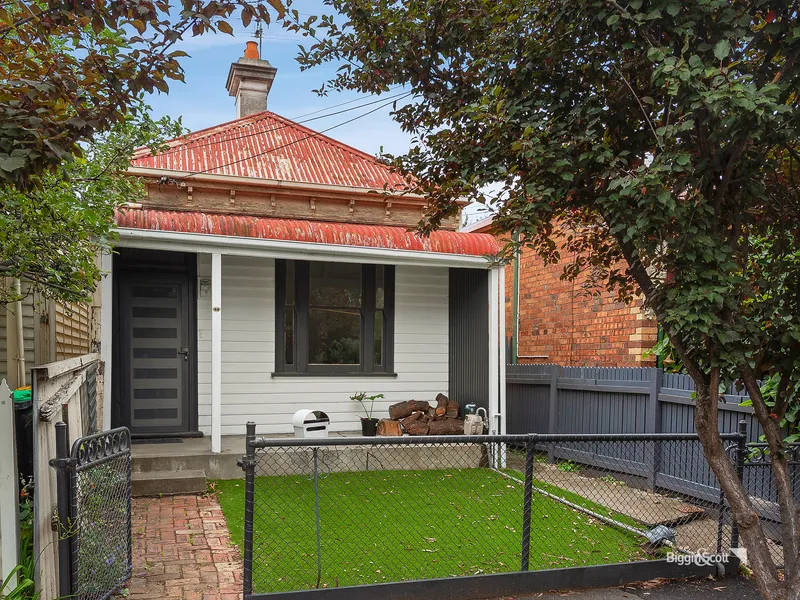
<box><xmin>50</xmin><ymin>424</ymin><xmax>132</xmax><ymax>600</ymax></box>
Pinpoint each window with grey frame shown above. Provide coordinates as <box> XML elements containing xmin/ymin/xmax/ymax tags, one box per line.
<box><xmin>275</xmin><ymin>260</ymin><xmax>395</xmax><ymax>375</ymax></box>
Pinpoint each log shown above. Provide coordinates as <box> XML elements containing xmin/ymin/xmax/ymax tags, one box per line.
<box><xmin>400</xmin><ymin>412</ymin><xmax>422</xmax><ymax>428</ymax></box>
<box><xmin>404</xmin><ymin>421</ymin><xmax>430</xmax><ymax>436</ymax></box>
<box><xmin>428</xmin><ymin>419</ymin><xmax>464</xmax><ymax>435</ymax></box>
<box><xmin>388</xmin><ymin>400</ymin><xmax>431</xmax><ymax>420</ymax></box>
<box><xmin>435</xmin><ymin>393</ymin><xmax>449</xmax><ymax>417</ymax></box>
<box><xmin>445</xmin><ymin>399</ymin><xmax>459</xmax><ymax>419</ymax></box>
<box><xmin>377</xmin><ymin>419</ymin><xmax>403</xmax><ymax>436</ymax></box>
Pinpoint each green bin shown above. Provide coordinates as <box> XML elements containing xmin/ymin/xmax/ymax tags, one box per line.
<box><xmin>13</xmin><ymin>387</ymin><xmax>33</xmax><ymax>489</ymax></box>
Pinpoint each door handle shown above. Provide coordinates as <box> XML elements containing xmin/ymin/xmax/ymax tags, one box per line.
<box><xmin>178</xmin><ymin>348</ymin><xmax>189</xmax><ymax>362</ymax></box>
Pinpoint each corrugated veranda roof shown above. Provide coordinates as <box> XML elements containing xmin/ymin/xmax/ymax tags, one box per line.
<box><xmin>115</xmin><ymin>209</ymin><xmax>500</xmax><ymax>257</ymax></box>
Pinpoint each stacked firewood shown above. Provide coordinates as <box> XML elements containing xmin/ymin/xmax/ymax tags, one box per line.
<box><xmin>376</xmin><ymin>393</ymin><xmax>463</xmax><ymax>436</ymax></box>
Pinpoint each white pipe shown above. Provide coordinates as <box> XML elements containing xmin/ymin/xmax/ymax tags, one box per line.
<box><xmin>488</xmin><ymin>268</ymin><xmax>500</xmax><ymax>444</ymax></box>
<box><xmin>498</xmin><ymin>266</ymin><xmax>506</xmax><ymax>437</ymax></box>
<box><xmin>14</xmin><ymin>279</ymin><xmax>25</xmax><ymax>387</ymax></box>
<box><xmin>211</xmin><ymin>253</ymin><xmax>222</xmax><ymax>454</ymax></box>
<box><xmin>99</xmin><ymin>252</ymin><xmax>113</xmax><ymax>430</ymax></box>
<box><xmin>115</xmin><ymin>228</ymin><xmax>492</xmax><ymax>269</ymax></box>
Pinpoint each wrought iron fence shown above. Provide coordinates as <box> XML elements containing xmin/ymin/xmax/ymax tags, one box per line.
<box><xmin>240</xmin><ymin>426</ymin><xmax>745</xmax><ymax>597</ymax></box>
<box><xmin>51</xmin><ymin>424</ymin><xmax>132</xmax><ymax>600</ymax></box>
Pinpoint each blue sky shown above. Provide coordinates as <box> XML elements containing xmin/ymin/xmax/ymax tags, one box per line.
<box><xmin>142</xmin><ymin>12</ymin><xmax>489</xmax><ymax>225</ymax></box>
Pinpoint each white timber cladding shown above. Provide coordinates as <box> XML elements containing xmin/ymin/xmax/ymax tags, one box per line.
<box><xmin>54</xmin><ymin>302</ymin><xmax>91</xmax><ymax>360</ymax></box>
<box><xmin>196</xmin><ymin>254</ymin><xmax>449</xmax><ymax>435</ymax></box>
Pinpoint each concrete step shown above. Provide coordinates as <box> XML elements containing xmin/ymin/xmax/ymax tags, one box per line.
<box><xmin>131</xmin><ymin>453</ymin><xmax>243</xmax><ymax>480</ymax></box>
<box><xmin>132</xmin><ymin>469</ymin><xmax>207</xmax><ymax>497</ymax></box>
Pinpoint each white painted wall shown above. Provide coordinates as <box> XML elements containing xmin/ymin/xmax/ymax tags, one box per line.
<box><xmin>197</xmin><ymin>255</ymin><xmax>449</xmax><ymax>435</ymax></box>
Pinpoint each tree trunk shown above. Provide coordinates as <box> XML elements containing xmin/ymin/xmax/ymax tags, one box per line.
<box><xmin>388</xmin><ymin>400</ymin><xmax>431</xmax><ymax>420</ymax></box>
<box><xmin>428</xmin><ymin>419</ymin><xmax>463</xmax><ymax>435</ymax></box>
<box><xmin>377</xmin><ymin>419</ymin><xmax>402</xmax><ymax>436</ymax></box>
<box><xmin>694</xmin><ymin>378</ymin><xmax>784</xmax><ymax>600</ymax></box>
<box><xmin>739</xmin><ymin>368</ymin><xmax>800</xmax><ymax>580</ymax></box>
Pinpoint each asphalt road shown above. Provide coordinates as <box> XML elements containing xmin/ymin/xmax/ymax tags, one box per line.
<box><xmin>508</xmin><ymin>576</ymin><xmax>762</xmax><ymax>600</ymax></box>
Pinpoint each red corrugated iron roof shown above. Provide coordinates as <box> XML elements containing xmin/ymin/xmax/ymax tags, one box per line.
<box><xmin>130</xmin><ymin>111</ymin><xmax>411</xmax><ymax>191</ymax></box>
<box><xmin>115</xmin><ymin>209</ymin><xmax>500</xmax><ymax>257</ymax></box>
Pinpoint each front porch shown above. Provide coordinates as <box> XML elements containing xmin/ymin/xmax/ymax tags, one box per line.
<box><xmin>104</xmin><ymin>211</ymin><xmax>506</xmax><ymax>494</ymax></box>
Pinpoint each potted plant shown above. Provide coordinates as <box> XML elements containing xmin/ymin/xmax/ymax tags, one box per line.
<box><xmin>352</xmin><ymin>392</ymin><xmax>384</xmax><ymax>436</ymax></box>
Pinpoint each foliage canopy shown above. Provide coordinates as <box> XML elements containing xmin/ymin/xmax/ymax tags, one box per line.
<box><xmin>285</xmin><ymin>1</ymin><xmax>800</xmax><ymax>597</ymax></box>
<box><xmin>0</xmin><ymin>0</ymin><xmax>284</xmax><ymax>187</ymax></box>
<box><xmin>0</xmin><ymin>110</ymin><xmax>184</xmax><ymax>303</ymax></box>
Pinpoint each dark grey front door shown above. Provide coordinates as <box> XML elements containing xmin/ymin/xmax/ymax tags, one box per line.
<box><xmin>119</xmin><ymin>275</ymin><xmax>191</xmax><ymax>434</ymax></box>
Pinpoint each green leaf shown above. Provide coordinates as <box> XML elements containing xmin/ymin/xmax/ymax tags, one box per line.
<box><xmin>606</xmin><ymin>14</ymin><xmax>619</xmax><ymax>25</ymax></box>
<box><xmin>0</xmin><ymin>156</ymin><xmax>26</xmax><ymax>172</ymax></box>
<box><xmin>666</xmin><ymin>2</ymin><xmax>680</xmax><ymax>16</ymax></box>
<box><xmin>713</xmin><ymin>39</ymin><xmax>731</xmax><ymax>61</ymax></box>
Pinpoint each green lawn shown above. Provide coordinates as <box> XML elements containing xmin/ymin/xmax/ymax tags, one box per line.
<box><xmin>214</xmin><ymin>468</ymin><xmax>647</xmax><ymax>593</ymax></box>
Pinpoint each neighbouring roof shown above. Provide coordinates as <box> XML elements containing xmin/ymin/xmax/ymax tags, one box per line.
<box><xmin>460</xmin><ymin>216</ymin><xmax>495</xmax><ymax>234</ymax></box>
<box><xmin>115</xmin><ymin>209</ymin><xmax>500</xmax><ymax>257</ymax></box>
<box><xmin>130</xmin><ymin>110</ymin><xmax>411</xmax><ymax>191</ymax></box>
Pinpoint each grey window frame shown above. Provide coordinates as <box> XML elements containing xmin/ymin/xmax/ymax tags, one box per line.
<box><xmin>274</xmin><ymin>259</ymin><xmax>395</xmax><ymax>376</ymax></box>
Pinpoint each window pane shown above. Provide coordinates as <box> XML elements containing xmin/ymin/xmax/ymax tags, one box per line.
<box><xmin>309</xmin><ymin>308</ymin><xmax>360</xmax><ymax>365</ymax></box>
<box><xmin>284</xmin><ymin>309</ymin><xmax>294</xmax><ymax>365</ymax></box>
<box><xmin>374</xmin><ymin>310</ymin><xmax>383</xmax><ymax>366</ymax></box>
<box><xmin>376</xmin><ymin>265</ymin><xmax>385</xmax><ymax>309</ymax></box>
<box><xmin>309</xmin><ymin>262</ymin><xmax>361</xmax><ymax>308</ymax></box>
<box><xmin>286</xmin><ymin>261</ymin><xmax>295</xmax><ymax>306</ymax></box>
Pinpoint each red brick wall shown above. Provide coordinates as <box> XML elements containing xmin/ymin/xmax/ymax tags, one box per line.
<box><xmin>502</xmin><ymin>238</ymin><xmax>658</xmax><ymax>367</ymax></box>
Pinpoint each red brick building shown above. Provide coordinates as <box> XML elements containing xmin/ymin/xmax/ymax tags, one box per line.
<box><xmin>465</xmin><ymin>218</ymin><xmax>658</xmax><ymax>367</ymax></box>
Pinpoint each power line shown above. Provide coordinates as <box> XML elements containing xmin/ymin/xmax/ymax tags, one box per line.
<box><xmin>146</xmin><ymin>89</ymin><xmax>407</xmax><ymax>159</ymax></box>
<box><xmin>179</xmin><ymin>93</ymin><xmax>411</xmax><ymax>180</ymax></box>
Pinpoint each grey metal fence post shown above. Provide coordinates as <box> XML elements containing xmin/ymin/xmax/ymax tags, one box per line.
<box><xmin>730</xmin><ymin>420</ymin><xmax>748</xmax><ymax>549</ymax></box>
<box><xmin>49</xmin><ymin>421</ymin><xmax>74</xmax><ymax>598</ymax></box>
<box><xmin>241</xmin><ymin>422</ymin><xmax>257</xmax><ymax>596</ymax></box>
<box><xmin>646</xmin><ymin>368</ymin><xmax>663</xmax><ymax>489</ymax></box>
<box><xmin>716</xmin><ymin>486</ymin><xmax>725</xmax><ymax>555</ymax></box>
<box><xmin>547</xmin><ymin>367</ymin><xmax>559</xmax><ymax>463</ymax></box>
<box><xmin>521</xmin><ymin>434</ymin><xmax>535</xmax><ymax>571</ymax></box>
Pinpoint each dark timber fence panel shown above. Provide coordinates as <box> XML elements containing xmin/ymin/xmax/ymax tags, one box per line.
<box><xmin>505</xmin><ymin>364</ymin><xmax>782</xmax><ymax>515</ymax></box>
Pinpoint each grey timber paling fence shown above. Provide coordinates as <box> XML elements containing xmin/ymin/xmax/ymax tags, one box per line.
<box><xmin>505</xmin><ymin>364</ymin><xmax>783</xmax><ymax>514</ymax></box>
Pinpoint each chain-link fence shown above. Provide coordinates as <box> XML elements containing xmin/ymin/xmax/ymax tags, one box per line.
<box><xmin>51</xmin><ymin>424</ymin><xmax>132</xmax><ymax>600</ymax></box>
<box><xmin>240</xmin><ymin>427</ymin><xmax>745</xmax><ymax>595</ymax></box>
<box><xmin>742</xmin><ymin>442</ymin><xmax>800</xmax><ymax>568</ymax></box>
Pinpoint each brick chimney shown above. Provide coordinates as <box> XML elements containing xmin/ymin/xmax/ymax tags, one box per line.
<box><xmin>226</xmin><ymin>42</ymin><xmax>278</xmax><ymax>118</ymax></box>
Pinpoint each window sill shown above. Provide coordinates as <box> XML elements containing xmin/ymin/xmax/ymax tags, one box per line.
<box><xmin>271</xmin><ymin>372</ymin><xmax>398</xmax><ymax>378</ymax></box>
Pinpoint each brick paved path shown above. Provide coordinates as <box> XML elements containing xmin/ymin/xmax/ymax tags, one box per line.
<box><xmin>127</xmin><ymin>495</ymin><xmax>243</xmax><ymax>600</ymax></box>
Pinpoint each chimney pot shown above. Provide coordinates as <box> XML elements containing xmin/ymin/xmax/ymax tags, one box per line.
<box><xmin>226</xmin><ymin>44</ymin><xmax>278</xmax><ymax>118</ymax></box>
<box><xmin>244</xmin><ymin>40</ymin><xmax>259</xmax><ymax>59</ymax></box>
